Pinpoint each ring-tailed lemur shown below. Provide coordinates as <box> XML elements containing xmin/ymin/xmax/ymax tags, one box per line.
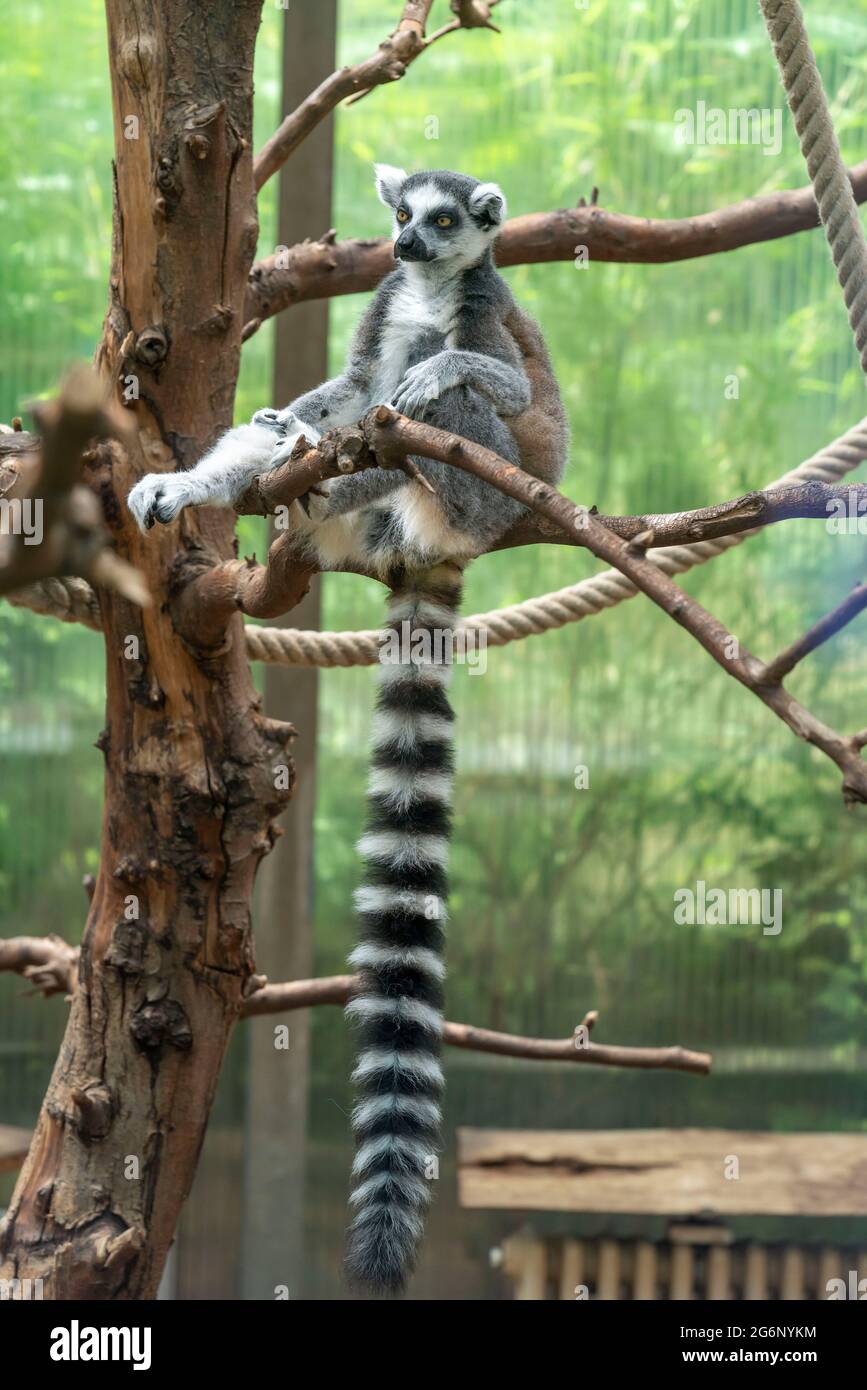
<box><xmin>128</xmin><ymin>165</ymin><xmax>568</xmax><ymax>1294</ymax></box>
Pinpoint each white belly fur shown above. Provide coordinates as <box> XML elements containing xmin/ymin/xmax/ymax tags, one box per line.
<box><xmin>388</xmin><ymin>485</ymin><xmax>476</xmax><ymax>561</ymax></box>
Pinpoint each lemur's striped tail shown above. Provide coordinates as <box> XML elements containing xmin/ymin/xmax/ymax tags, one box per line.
<box><xmin>345</xmin><ymin>562</ymin><xmax>463</xmax><ymax>1295</ymax></box>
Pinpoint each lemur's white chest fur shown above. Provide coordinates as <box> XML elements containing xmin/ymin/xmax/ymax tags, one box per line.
<box><xmin>369</xmin><ymin>271</ymin><xmax>460</xmax><ymax>406</ymax></box>
<box><xmin>313</xmin><ymin>271</ymin><xmax>476</xmax><ymax>571</ymax></box>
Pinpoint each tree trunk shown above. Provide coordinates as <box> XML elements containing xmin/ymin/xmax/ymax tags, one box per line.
<box><xmin>0</xmin><ymin>0</ymin><xmax>292</xmax><ymax>1300</ymax></box>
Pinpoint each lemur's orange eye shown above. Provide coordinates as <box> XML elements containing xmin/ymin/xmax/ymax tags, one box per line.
<box><xmin>396</xmin><ymin>208</ymin><xmax>410</xmax><ymax>223</ymax></box>
<box><xmin>436</xmin><ymin>215</ymin><xmax>453</xmax><ymax>227</ymax></box>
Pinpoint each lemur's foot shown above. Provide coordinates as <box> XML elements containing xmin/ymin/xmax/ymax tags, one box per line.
<box><xmin>268</xmin><ymin>410</ymin><xmax>322</xmax><ymax>470</ymax></box>
<box><xmin>278</xmin><ymin>480</ymin><xmax>333</xmax><ymax>532</ymax></box>
<box><xmin>251</xmin><ymin>408</ymin><xmax>284</xmax><ymax>433</ymax></box>
<box><xmin>127</xmin><ymin>472</ymin><xmax>204</xmax><ymax>531</ymax></box>
<box><xmin>296</xmin><ymin>480</ymin><xmax>333</xmax><ymax>523</ymax></box>
<box><xmin>267</xmin><ymin>412</ymin><xmax>329</xmax><ymax>524</ymax></box>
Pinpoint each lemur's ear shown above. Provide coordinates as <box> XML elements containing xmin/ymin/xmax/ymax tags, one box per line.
<box><xmin>469</xmin><ymin>181</ymin><xmax>507</xmax><ymax>229</ymax></box>
<box><xmin>374</xmin><ymin>163</ymin><xmax>408</xmax><ymax>209</ymax></box>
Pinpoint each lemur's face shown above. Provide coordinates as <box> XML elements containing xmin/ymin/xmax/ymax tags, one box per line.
<box><xmin>374</xmin><ymin>165</ymin><xmax>507</xmax><ymax>270</ymax></box>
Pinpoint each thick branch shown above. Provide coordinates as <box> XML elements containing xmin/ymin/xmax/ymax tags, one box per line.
<box><xmin>244</xmin><ymin>160</ymin><xmax>867</xmax><ymax>331</ymax></box>
<box><xmin>170</xmin><ymin>533</ymin><xmax>318</xmax><ymax>650</ymax></box>
<box><xmin>1</xmin><ymin>0</ymin><xmax>284</xmax><ymax>1303</ymax></box>
<box><xmin>241</xmin><ymin>976</ymin><xmax>712</xmax><ymax>1074</ymax></box>
<box><xmin>253</xmin><ymin>3</ymin><xmax>438</xmax><ymax>190</ymax></box>
<box><xmin>234</xmin><ymin>465</ymin><xmax>867</xmax><ymax>550</ymax></box>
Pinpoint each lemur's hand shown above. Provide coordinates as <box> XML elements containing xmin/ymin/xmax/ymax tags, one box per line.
<box><xmin>127</xmin><ymin>422</ymin><xmax>279</xmax><ymax>532</ymax></box>
<box><xmin>127</xmin><ymin>472</ymin><xmax>205</xmax><ymax>530</ymax></box>
<box><xmin>392</xmin><ymin>354</ymin><xmax>457</xmax><ymax>416</ymax></box>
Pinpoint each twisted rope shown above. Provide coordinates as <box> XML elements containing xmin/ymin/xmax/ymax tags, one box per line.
<box><xmin>760</xmin><ymin>0</ymin><xmax>867</xmax><ymax>377</ymax></box>
<box><xmin>7</xmin><ymin>575</ymin><xmax>102</xmax><ymax>631</ymax></box>
<box><xmin>7</xmin><ymin>416</ymin><xmax>867</xmax><ymax>665</ymax></box>
<box><xmin>243</xmin><ymin>416</ymin><xmax>867</xmax><ymax>666</ymax></box>
<box><xmin>7</xmin><ymin>420</ymin><xmax>867</xmax><ymax>666</ymax></box>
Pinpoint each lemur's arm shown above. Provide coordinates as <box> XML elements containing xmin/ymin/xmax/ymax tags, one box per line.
<box><xmin>127</xmin><ymin>375</ymin><xmax>367</xmax><ymax>530</ymax></box>
<box><xmin>127</xmin><ymin>275</ymin><xmax>402</xmax><ymax>530</ymax></box>
<box><xmin>127</xmin><ymin>362</ymin><xmax>373</xmax><ymax>531</ymax></box>
<box><xmin>391</xmin><ymin>280</ymin><xmax>530</xmax><ymax>419</ymax></box>
<box><xmin>392</xmin><ymin>348</ymin><xmax>530</xmax><ymax>417</ymax></box>
<box><xmin>270</xmin><ymin>280</ymin><xmax>394</xmax><ymax>454</ymax></box>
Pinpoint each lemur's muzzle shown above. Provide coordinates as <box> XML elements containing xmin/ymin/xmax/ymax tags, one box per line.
<box><xmin>394</xmin><ymin>229</ymin><xmax>434</xmax><ymax>262</ymax></box>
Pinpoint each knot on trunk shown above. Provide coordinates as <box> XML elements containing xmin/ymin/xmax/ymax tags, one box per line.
<box><xmin>133</xmin><ymin>325</ymin><xmax>170</xmax><ymax>367</ymax></box>
<box><xmin>130</xmin><ymin>997</ymin><xmax>192</xmax><ymax>1052</ymax></box>
<box><xmin>71</xmin><ymin>1081</ymin><xmax>114</xmax><ymax>1142</ymax></box>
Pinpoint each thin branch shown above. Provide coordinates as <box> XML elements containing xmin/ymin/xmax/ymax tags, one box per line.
<box><xmin>233</xmin><ymin>421</ymin><xmax>421</xmax><ymax>516</ymax></box>
<box><xmin>230</xmin><ymin>424</ymin><xmax>867</xmax><ymax>547</ymax></box>
<box><xmin>0</xmin><ymin>369</ymin><xmax>148</xmax><ymax>606</ymax></box>
<box><xmin>222</xmin><ymin>406</ymin><xmax>867</xmax><ymax>804</ymax></box>
<box><xmin>379</xmin><ymin>0</ymin><xmax>505</xmax><ymax>72</ymax></box>
<box><xmin>0</xmin><ymin>935</ymin><xmax>79</xmax><ymax>998</ymax></box>
<box><xmin>254</xmin><ymin>2</ymin><xmax>445</xmax><ymax>191</ymax></box>
<box><xmin>344</xmin><ymin>1</ymin><xmax>505</xmax><ymax>110</ymax></box>
<box><xmin>0</xmin><ymin>941</ymin><xmax>711</xmax><ymax>1074</ymax></box>
<box><xmin>243</xmin><ymin>160</ymin><xmax>867</xmax><ymax>332</ymax></box>
<box><xmin>375</xmin><ymin>409</ymin><xmax>867</xmax><ymax>802</ymax></box>
<box><xmin>488</xmin><ymin>481</ymin><xmax>867</xmax><ymax>551</ymax></box>
<box><xmin>442</xmin><ymin>0</ymin><xmax>502</xmax><ymax>34</ymax></box>
<box><xmin>449</xmin><ymin>0</ymin><xmax>500</xmax><ymax>21</ymax></box>
<box><xmin>240</xmin><ymin>975</ymin><xmax>712</xmax><ymax>1074</ymax></box>
<box><xmin>759</xmin><ymin>581</ymin><xmax>867</xmax><ymax>686</ymax></box>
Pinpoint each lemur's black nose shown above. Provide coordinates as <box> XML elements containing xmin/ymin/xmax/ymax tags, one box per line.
<box><xmin>394</xmin><ymin>229</ymin><xmax>432</xmax><ymax>262</ymax></box>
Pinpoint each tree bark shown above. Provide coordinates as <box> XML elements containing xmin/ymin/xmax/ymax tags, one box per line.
<box><xmin>0</xmin><ymin>0</ymin><xmax>291</xmax><ymax>1300</ymax></box>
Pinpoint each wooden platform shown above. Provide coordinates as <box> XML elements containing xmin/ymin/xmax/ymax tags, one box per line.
<box><xmin>458</xmin><ymin>1128</ymin><xmax>867</xmax><ymax>1216</ymax></box>
<box><xmin>493</xmin><ymin>1230</ymin><xmax>867</xmax><ymax>1300</ymax></box>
